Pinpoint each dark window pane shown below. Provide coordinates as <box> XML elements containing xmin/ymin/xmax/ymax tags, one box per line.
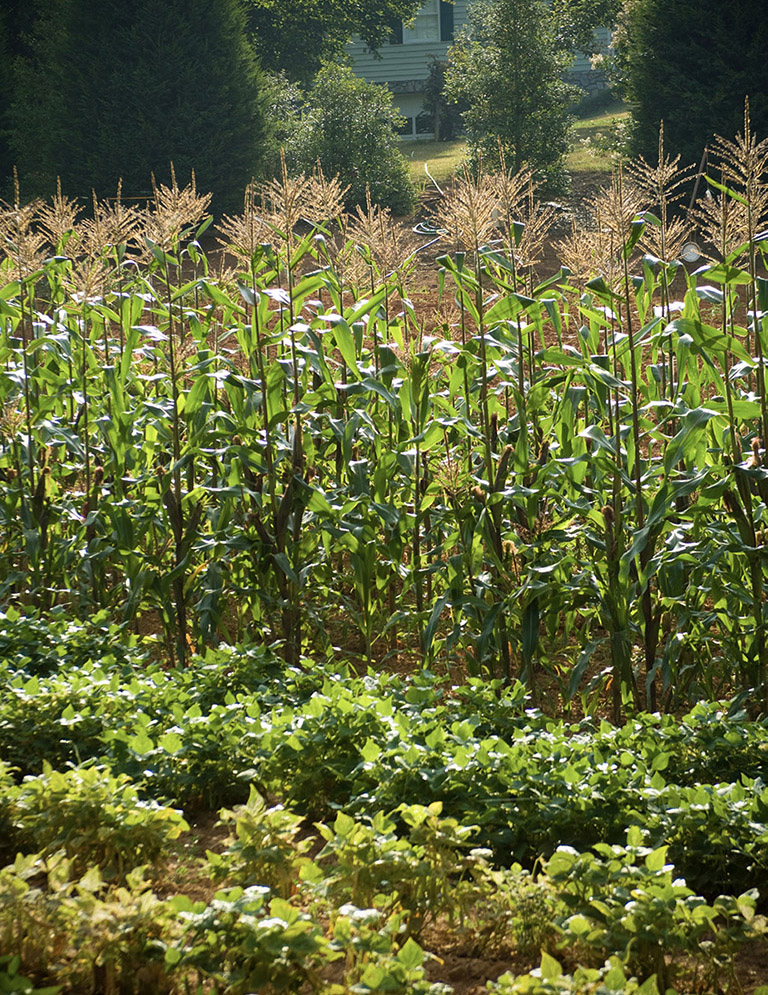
<box><xmin>416</xmin><ymin>111</ymin><xmax>434</xmax><ymax>134</ymax></box>
<box><xmin>439</xmin><ymin>0</ymin><xmax>454</xmax><ymax>42</ymax></box>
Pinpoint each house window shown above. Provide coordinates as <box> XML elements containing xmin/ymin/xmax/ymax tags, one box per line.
<box><xmin>391</xmin><ymin>0</ymin><xmax>453</xmax><ymax>45</ymax></box>
<box><xmin>404</xmin><ymin>0</ymin><xmax>440</xmax><ymax>43</ymax></box>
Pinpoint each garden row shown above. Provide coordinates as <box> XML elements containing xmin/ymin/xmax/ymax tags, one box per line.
<box><xmin>2</xmin><ymin>632</ymin><xmax>767</xmax><ymax>896</ymax></box>
<box><xmin>1</xmin><ymin>136</ymin><xmax>768</xmax><ymax>716</ymax></box>
<box><xmin>0</xmin><ymin>637</ymin><xmax>766</xmax><ymax>993</ymax></box>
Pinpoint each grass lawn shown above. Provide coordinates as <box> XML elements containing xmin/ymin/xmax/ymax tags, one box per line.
<box><xmin>398</xmin><ymin>138</ymin><xmax>468</xmax><ymax>188</ymax></box>
<box><xmin>399</xmin><ymin>98</ymin><xmax>630</xmax><ymax>185</ymax></box>
<box><xmin>568</xmin><ymin>98</ymin><xmax>630</xmax><ymax>172</ymax></box>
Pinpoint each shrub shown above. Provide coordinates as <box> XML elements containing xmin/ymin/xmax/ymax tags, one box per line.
<box><xmin>208</xmin><ymin>787</ymin><xmax>313</xmax><ymax>898</ymax></box>
<box><xmin>7</xmin><ymin>764</ymin><xmax>188</xmax><ymax>881</ymax></box>
<box><xmin>283</xmin><ymin>63</ymin><xmax>416</xmax><ymax>214</ymax></box>
<box><xmin>0</xmin><ymin>855</ymin><xmax>175</xmax><ymax>994</ymax></box>
<box><xmin>0</xmin><ymin>607</ymin><xmax>148</xmax><ymax>677</ymax></box>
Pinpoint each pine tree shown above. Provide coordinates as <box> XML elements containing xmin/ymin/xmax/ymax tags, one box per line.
<box><xmin>10</xmin><ymin>0</ymin><xmax>269</xmax><ymax>210</ymax></box>
<box><xmin>617</xmin><ymin>0</ymin><xmax>768</xmax><ymax>166</ymax></box>
<box><xmin>0</xmin><ymin>7</ymin><xmax>11</xmax><ymax>193</ymax></box>
<box><xmin>0</xmin><ymin>0</ymin><xmax>39</xmax><ymax>194</ymax></box>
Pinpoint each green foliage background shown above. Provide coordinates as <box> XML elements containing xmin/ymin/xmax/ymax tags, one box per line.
<box><xmin>615</xmin><ymin>0</ymin><xmax>768</xmax><ymax>166</ymax></box>
<box><xmin>243</xmin><ymin>0</ymin><xmax>423</xmax><ymax>83</ymax></box>
<box><xmin>0</xmin><ymin>7</ymin><xmax>10</xmax><ymax>191</ymax></box>
<box><xmin>7</xmin><ymin>0</ymin><xmax>270</xmax><ymax>211</ymax></box>
<box><xmin>283</xmin><ymin>64</ymin><xmax>416</xmax><ymax>214</ymax></box>
<box><xmin>445</xmin><ymin>0</ymin><xmax>577</xmax><ymax>189</ymax></box>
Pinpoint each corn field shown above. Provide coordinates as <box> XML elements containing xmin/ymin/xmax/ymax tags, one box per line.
<box><xmin>2</xmin><ymin>119</ymin><xmax>768</xmax><ymax>722</ymax></box>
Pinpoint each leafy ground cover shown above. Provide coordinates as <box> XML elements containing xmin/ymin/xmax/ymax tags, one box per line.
<box><xmin>0</xmin><ymin>644</ymin><xmax>767</xmax><ymax>993</ymax></box>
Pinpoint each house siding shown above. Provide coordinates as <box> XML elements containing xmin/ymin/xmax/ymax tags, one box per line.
<box><xmin>346</xmin><ymin>0</ymin><xmax>469</xmax><ymax>88</ymax></box>
<box><xmin>567</xmin><ymin>27</ymin><xmax>611</xmax><ymax>94</ymax></box>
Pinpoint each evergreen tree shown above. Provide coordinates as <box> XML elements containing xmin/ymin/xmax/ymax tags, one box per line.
<box><xmin>0</xmin><ymin>7</ymin><xmax>11</xmax><ymax>193</ymax></box>
<box><xmin>445</xmin><ymin>0</ymin><xmax>577</xmax><ymax>190</ymax></box>
<box><xmin>616</xmin><ymin>0</ymin><xmax>768</xmax><ymax>166</ymax></box>
<box><xmin>10</xmin><ymin>0</ymin><xmax>269</xmax><ymax>210</ymax></box>
<box><xmin>0</xmin><ymin>0</ymin><xmax>39</xmax><ymax>195</ymax></box>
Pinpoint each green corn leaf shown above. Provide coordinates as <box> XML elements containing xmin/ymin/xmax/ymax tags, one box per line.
<box><xmin>702</xmin><ymin>262</ymin><xmax>751</xmax><ymax>286</ymax></box>
<box><xmin>663</xmin><ymin>407</ymin><xmax>715</xmax><ymax>475</ymax></box>
<box><xmin>622</xmin><ymin>215</ymin><xmax>647</xmax><ymax>260</ymax></box>
<box><xmin>707</xmin><ymin>173</ymin><xmax>749</xmax><ymax>206</ymax></box>
<box><xmin>272</xmin><ymin>552</ymin><xmax>298</xmax><ymax>583</ymax></box>
<box><xmin>586</xmin><ymin>275</ymin><xmax>620</xmax><ymax>300</ymax></box>
<box><xmin>522</xmin><ymin>599</ymin><xmax>540</xmax><ymax>666</ymax></box>
<box><xmin>330</xmin><ymin>318</ymin><xmax>360</xmax><ymax>377</ymax></box>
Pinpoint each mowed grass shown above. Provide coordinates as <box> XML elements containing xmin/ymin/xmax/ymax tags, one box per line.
<box><xmin>398</xmin><ymin>138</ymin><xmax>468</xmax><ymax>187</ymax></box>
<box><xmin>568</xmin><ymin>98</ymin><xmax>630</xmax><ymax>172</ymax></box>
<box><xmin>399</xmin><ymin>98</ymin><xmax>630</xmax><ymax>185</ymax></box>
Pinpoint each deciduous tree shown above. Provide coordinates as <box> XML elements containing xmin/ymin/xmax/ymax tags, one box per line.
<box><xmin>552</xmin><ymin>0</ymin><xmax>622</xmax><ymax>55</ymax></box>
<box><xmin>445</xmin><ymin>0</ymin><xmax>577</xmax><ymax>190</ymax></box>
<box><xmin>284</xmin><ymin>63</ymin><xmax>415</xmax><ymax>214</ymax></box>
<box><xmin>243</xmin><ymin>0</ymin><xmax>422</xmax><ymax>83</ymax></box>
